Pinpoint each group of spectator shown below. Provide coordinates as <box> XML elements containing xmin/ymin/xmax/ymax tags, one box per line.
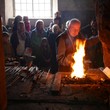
<box><xmin>2</xmin><ymin>11</ymin><xmax>104</xmax><ymax>74</ymax></box>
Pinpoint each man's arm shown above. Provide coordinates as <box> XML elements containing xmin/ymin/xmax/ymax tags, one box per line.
<box><xmin>85</xmin><ymin>36</ymin><xmax>100</xmax><ymax>48</ymax></box>
<box><xmin>57</xmin><ymin>37</ymin><xmax>72</xmax><ymax>66</ymax></box>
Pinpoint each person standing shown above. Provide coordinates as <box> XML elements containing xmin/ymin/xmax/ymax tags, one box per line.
<box><xmin>10</xmin><ymin>21</ymin><xmax>30</xmax><ymax>57</ymax></box>
<box><xmin>30</xmin><ymin>20</ymin><xmax>47</xmax><ymax>66</ymax></box>
<box><xmin>2</xmin><ymin>32</ymin><xmax>13</xmax><ymax>59</ymax></box>
<box><xmin>48</xmin><ymin>24</ymin><xmax>61</xmax><ymax>74</ymax></box>
<box><xmin>57</xmin><ymin>18</ymin><xmax>85</xmax><ymax>71</ymax></box>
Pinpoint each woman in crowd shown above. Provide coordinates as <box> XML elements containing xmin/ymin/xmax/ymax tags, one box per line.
<box><xmin>30</xmin><ymin>19</ymin><xmax>47</xmax><ymax>66</ymax></box>
<box><xmin>47</xmin><ymin>24</ymin><xmax>61</xmax><ymax>74</ymax></box>
<box><xmin>10</xmin><ymin>21</ymin><xmax>30</xmax><ymax>57</ymax></box>
<box><xmin>23</xmin><ymin>16</ymin><xmax>31</xmax><ymax>33</ymax></box>
<box><xmin>12</xmin><ymin>15</ymin><xmax>22</xmax><ymax>32</ymax></box>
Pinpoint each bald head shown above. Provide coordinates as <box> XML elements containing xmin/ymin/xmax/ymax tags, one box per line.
<box><xmin>68</xmin><ymin>18</ymin><xmax>81</xmax><ymax>37</ymax></box>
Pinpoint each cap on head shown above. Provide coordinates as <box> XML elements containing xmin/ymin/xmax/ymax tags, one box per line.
<box><xmin>2</xmin><ymin>32</ymin><xmax>9</xmax><ymax>37</ymax></box>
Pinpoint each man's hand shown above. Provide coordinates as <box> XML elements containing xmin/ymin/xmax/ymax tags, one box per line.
<box><xmin>66</xmin><ymin>54</ymin><xmax>75</xmax><ymax>65</ymax></box>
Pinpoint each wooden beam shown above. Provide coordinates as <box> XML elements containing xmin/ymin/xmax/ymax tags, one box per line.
<box><xmin>51</xmin><ymin>72</ymin><xmax>61</xmax><ymax>95</ymax></box>
<box><xmin>46</xmin><ymin>73</ymin><xmax>55</xmax><ymax>90</ymax></box>
<box><xmin>0</xmin><ymin>16</ymin><xmax>7</xmax><ymax>110</ymax></box>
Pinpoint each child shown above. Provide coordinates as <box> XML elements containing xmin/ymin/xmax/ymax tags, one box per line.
<box><xmin>39</xmin><ymin>37</ymin><xmax>51</xmax><ymax>70</ymax></box>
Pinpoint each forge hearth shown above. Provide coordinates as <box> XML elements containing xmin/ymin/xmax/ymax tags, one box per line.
<box><xmin>61</xmin><ymin>76</ymin><xmax>110</xmax><ymax>86</ymax></box>
<box><xmin>61</xmin><ymin>68</ymin><xmax>110</xmax><ymax>85</ymax></box>
<box><xmin>62</xmin><ymin>76</ymin><xmax>97</xmax><ymax>84</ymax></box>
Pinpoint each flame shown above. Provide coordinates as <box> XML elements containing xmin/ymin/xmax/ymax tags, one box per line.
<box><xmin>71</xmin><ymin>39</ymin><xmax>86</xmax><ymax>78</ymax></box>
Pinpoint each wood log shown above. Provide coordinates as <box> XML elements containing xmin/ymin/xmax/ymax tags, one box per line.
<box><xmin>0</xmin><ymin>16</ymin><xmax>7</xmax><ymax>110</ymax></box>
<box><xmin>46</xmin><ymin>73</ymin><xmax>55</xmax><ymax>90</ymax></box>
<box><xmin>86</xmin><ymin>68</ymin><xmax>108</xmax><ymax>81</ymax></box>
<box><xmin>51</xmin><ymin>72</ymin><xmax>61</xmax><ymax>95</ymax></box>
<box><xmin>20</xmin><ymin>80</ymin><xmax>33</xmax><ymax>95</ymax></box>
<box><xmin>39</xmin><ymin>69</ymin><xmax>50</xmax><ymax>84</ymax></box>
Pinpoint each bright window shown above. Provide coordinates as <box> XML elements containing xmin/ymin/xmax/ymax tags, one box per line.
<box><xmin>14</xmin><ymin>0</ymin><xmax>58</xmax><ymax>18</ymax></box>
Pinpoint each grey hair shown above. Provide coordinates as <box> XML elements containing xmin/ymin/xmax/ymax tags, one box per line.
<box><xmin>68</xmin><ymin>18</ymin><xmax>81</xmax><ymax>27</ymax></box>
<box><xmin>65</xmin><ymin>20</ymin><xmax>70</xmax><ymax>29</ymax></box>
<box><xmin>35</xmin><ymin>19</ymin><xmax>44</xmax><ymax>27</ymax></box>
<box><xmin>51</xmin><ymin>24</ymin><xmax>60</xmax><ymax>33</ymax></box>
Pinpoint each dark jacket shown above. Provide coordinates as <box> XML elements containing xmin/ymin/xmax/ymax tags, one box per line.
<box><xmin>57</xmin><ymin>30</ymin><xmax>85</xmax><ymax>72</ymax></box>
<box><xmin>48</xmin><ymin>32</ymin><xmax>59</xmax><ymax>74</ymax></box>
<box><xmin>10</xmin><ymin>32</ymin><xmax>30</xmax><ymax>56</ymax></box>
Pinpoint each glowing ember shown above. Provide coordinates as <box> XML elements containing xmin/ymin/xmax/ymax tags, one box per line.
<box><xmin>71</xmin><ymin>39</ymin><xmax>86</xmax><ymax>78</ymax></box>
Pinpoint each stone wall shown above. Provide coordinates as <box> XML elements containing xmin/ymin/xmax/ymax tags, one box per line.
<box><xmin>58</xmin><ymin>0</ymin><xmax>95</xmax><ymax>27</ymax></box>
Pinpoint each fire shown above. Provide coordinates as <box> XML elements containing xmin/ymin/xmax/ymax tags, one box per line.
<box><xmin>71</xmin><ymin>39</ymin><xmax>86</xmax><ymax>78</ymax></box>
